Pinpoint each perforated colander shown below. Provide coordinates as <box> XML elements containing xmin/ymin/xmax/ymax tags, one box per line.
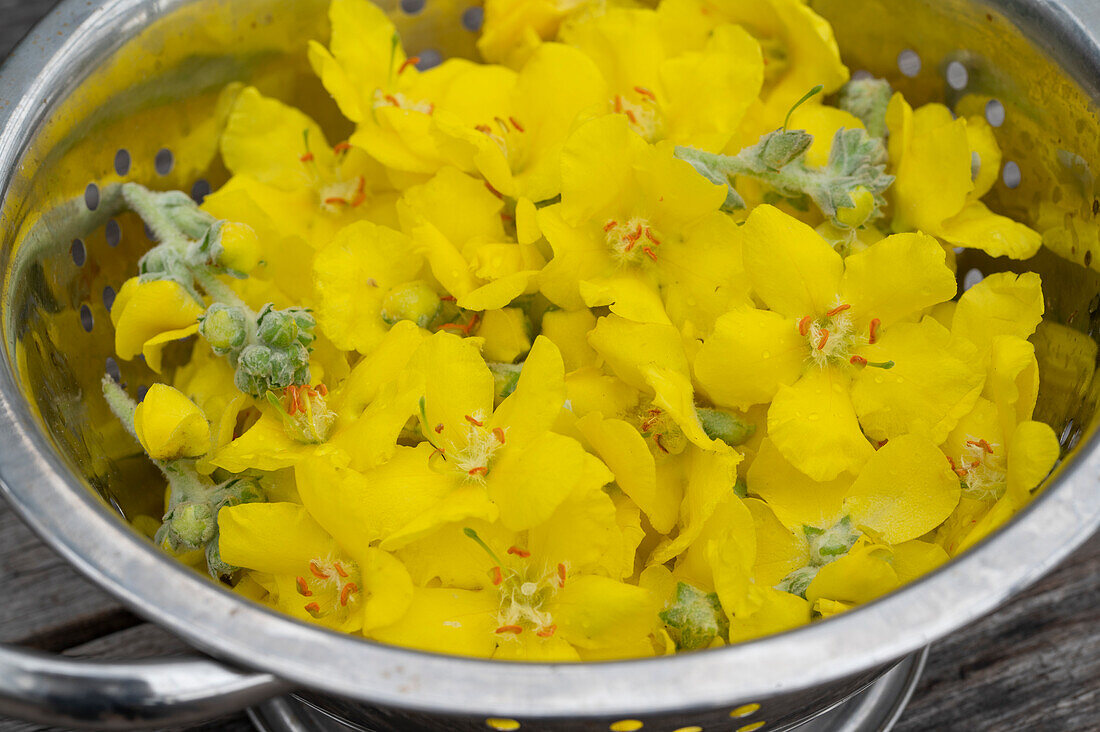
<box><xmin>0</xmin><ymin>1</ymin><xmax>1098</xmax><ymax>731</ymax></box>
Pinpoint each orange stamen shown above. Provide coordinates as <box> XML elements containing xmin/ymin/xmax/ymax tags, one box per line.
<box><xmin>816</xmin><ymin>329</ymin><xmax>830</xmax><ymax>350</ymax></box>
<box><xmin>440</xmin><ymin>295</ymin><xmax>457</xmax><ymax>302</ymax></box>
<box><xmin>509</xmin><ymin>116</ymin><xmax>525</xmax><ymax>132</ymax></box>
<box><xmin>325</xmin><ymin>196</ymin><xmax>349</xmax><ymax>206</ymax></box>
<box><xmin>333</xmin><ymin>141</ymin><xmax>352</xmax><ymax>154</ymax></box>
<box><xmin>484</xmin><ymin>181</ymin><xmax>504</xmax><ymax>199</ymax></box>
<box><xmin>334</xmin><ymin>563</ymin><xmax>349</xmax><ymax>579</ymax></box>
<box><xmin>869</xmin><ymin>318</ymin><xmax>881</xmax><ymax>344</ymax></box>
<box><xmin>384</xmin><ymin>94</ymin><xmax>401</xmax><ymax>107</ymax></box>
<box><xmin>967</xmin><ymin>438</ymin><xmax>994</xmax><ymax>454</ymax></box>
<box><xmin>300</xmin><ymin>152</ymin><xmax>315</xmax><ymax>163</ymax></box>
<box><xmin>465</xmin><ymin>414</ymin><xmax>484</xmax><ymax>427</ymax></box>
<box><xmin>507</xmin><ymin>546</ymin><xmax>531</xmax><ymax>558</ymax></box>
<box><xmin>613</xmin><ymin>96</ymin><xmax>623</xmax><ymax>113</ymax></box>
<box><xmin>634</xmin><ymin>86</ymin><xmax>656</xmax><ymax>101</ymax></box>
<box><xmin>317</xmin><ymin>384</ymin><xmax>329</xmax><ymax>397</ymax></box>
<box><xmin>304</xmin><ymin>602</ymin><xmax>322</xmax><ymax>617</ymax></box>
<box><xmin>468</xmin><ymin>466</ymin><xmax>489</xmax><ymax>477</ymax></box>
<box><xmin>654</xmin><ymin>434</ymin><xmax>670</xmax><ymax>454</ymax></box>
<box><xmin>491</xmin><ymin>566</ymin><xmax>503</xmax><ymax>586</ymax></box>
<box><xmin>435</xmin><ymin>423</ymin><xmax>445</xmax><ymax>434</ymax></box>
<box><xmin>351</xmin><ymin>176</ymin><xmax>367</xmax><ymax>208</ymax></box>
<box><xmin>295</xmin><ymin>577</ymin><xmax>313</xmax><ymax>597</ymax></box>
<box><xmin>625</xmin><ymin>109</ymin><xmax>638</xmax><ymax>125</ymax></box>
<box><xmin>537</xmin><ymin>624</ymin><xmax>557</xmax><ymax>638</ymax></box>
<box><xmin>496</xmin><ymin>625</ymin><xmax>524</xmax><ymax>635</ymax></box>
<box><xmin>643</xmin><ymin>247</ymin><xmax>658</xmax><ymax>261</ymax></box>
<box><xmin>340</xmin><ymin>582</ymin><xmax>358</xmax><ymax>607</ymax></box>
<box><xmin>850</xmin><ymin>355</ymin><xmax>867</xmax><ymax>366</ymax></box>
<box><xmin>493</xmin><ymin>427</ymin><xmax>506</xmax><ymax>444</ymax></box>
<box><xmin>475</xmin><ymin>124</ymin><xmax>492</xmax><ymax>134</ymax></box>
<box><xmin>604</xmin><ymin>220</ymin><xmax>618</xmax><ymax>232</ymax></box>
<box><xmin>399</xmin><ymin>56</ymin><xmax>420</xmax><ymax>74</ymax></box>
<box><xmin>826</xmin><ymin>303</ymin><xmax>851</xmax><ymax>317</ymax></box>
<box><xmin>557</xmin><ymin>563</ymin><xmax>567</xmax><ymax>587</ymax></box>
<box><xmin>798</xmin><ymin>316</ymin><xmax>812</xmax><ymax>336</ymax></box>
<box><xmin>645</xmin><ymin>229</ymin><xmax>660</xmax><ymax>245</ymax></box>
<box><xmin>309</xmin><ymin>561</ymin><xmax>328</xmax><ymax>580</ymax></box>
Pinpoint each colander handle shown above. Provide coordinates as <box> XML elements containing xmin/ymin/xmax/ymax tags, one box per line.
<box><xmin>0</xmin><ymin>643</ymin><xmax>290</xmax><ymax>729</ymax></box>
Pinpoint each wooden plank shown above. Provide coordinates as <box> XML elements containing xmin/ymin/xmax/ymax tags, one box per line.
<box><xmin>897</xmin><ymin>535</ymin><xmax>1100</xmax><ymax>732</ymax></box>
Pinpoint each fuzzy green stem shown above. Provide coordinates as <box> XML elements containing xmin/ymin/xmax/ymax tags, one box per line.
<box><xmin>122</xmin><ymin>183</ymin><xmax>189</xmax><ymax>250</ymax></box>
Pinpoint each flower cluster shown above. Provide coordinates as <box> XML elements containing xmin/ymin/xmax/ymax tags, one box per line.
<box><xmin>105</xmin><ymin>0</ymin><xmax>1062</xmax><ymax>660</ymax></box>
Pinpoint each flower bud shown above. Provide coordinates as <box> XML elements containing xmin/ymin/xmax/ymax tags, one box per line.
<box><xmin>133</xmin><ymin>384</ymin><xmax>210</xmax><ymax>460</ymax></box>
<box><xmin>835</xmin><ymin>186</ymin><xmax>876</xmax><ymax>229</ymax></box>
<box><xmin>164</xmin><ymin>501</ymin><xmax>216</xmax><ymax>551</ymax></box>
<box><xmin>291</xmin><ymin>310</ymin><xmax>317</xmax><ymax>347</ymax></box>
<box><xmin>200</xmin><ymin>304</ymin><xmax>249</xmax><ymax>354</ymax></box>
<box><xmin>381</xmin><ymin>281</ymin><xmax>442</xmax><ymax>329</ymax></box>
<box><xmin>760</xmin><ymin>129</ymin><xmax>813</xmax><ymax>170</ymax></box>
<box><xmin>697</xmin><ymin>408</ymin><xmax>757</xmax><ymax>447</ymax></box>
<box><xmin>205</xmin><ymin>536</ymin><xmax>238</xmax><ymax>580</ymax></box>
<box><xmin>238</xmin><ymin>344</ymin><xmax>274</xmax><ymax>377</ymax></box>
<box><xmin>257</xmin><ymin>310</ymin><xmax>299</xmax><ymax>349</ymax></box>
<box><xmin>215</xmin><ymin>221</ymin><xmax>261</xmax><ymax>274</ymax></box>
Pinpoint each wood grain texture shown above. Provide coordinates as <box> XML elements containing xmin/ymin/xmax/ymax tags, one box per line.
<box><xmin>0</xmin><ymin>2</ymin><xmax>1097</xmax><ymax>732</ymax></box>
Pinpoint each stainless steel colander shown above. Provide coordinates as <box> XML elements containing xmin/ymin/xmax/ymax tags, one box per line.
<box><xmin>0</xmin><ymin>1</ymin><xmax>1098</xmax><ymax>731</ymax></box>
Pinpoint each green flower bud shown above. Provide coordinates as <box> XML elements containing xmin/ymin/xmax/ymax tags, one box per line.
<box><xmin>805</xmin><ymin>516</ymin><xmax>860</xmax><ymax>566</ymax></box>
<box><xmin>164</xmin><ymin>501</ymin><xmax>216</xmax><ymax>551</ymax></box>
<box><xmin>759</xmin><ymin>129</ymin><xmax>814</xmax><ymax>170</ymax></box>
<box><xmin>838</xmin><ymin>77</ymin><xmax>893</xmax><ymax>138</ymax></box>
<box><xmin>257</xmin><ymin>310</ymin><xmax>299</xmax><ymax>349</ymax></box>
<box><xmin>660</xmin><ymin>582</ymin><xmax>729</xmax><ymax>650</ymax></box>
<box><xmin>381</xmin><ymin>281</ymin><xmax>442</xmax><ymax>329</ymax></box>
<box><xmin>776</xmin><ymin>566</ymin><xmax>819</xmax><ymax>598</ymax></box>
<box><xmin>697</xmin><ymin>408</ymin><xmax>757</xmax><ymax>447</ymax></box>
<box><xmin>238</xmin><ymin>344</ymin><xmax>274</xmax><ymax>377</ymax></box>
<box><xmin>213</xmin><ymin>477</ymin><xmax>265</xmax><ymax>510</ymax></box>
<box><xmin>200</xmin><ymin>304</ymin><xmax>249</xmax><ymax>354</ymax></box>
<box><xmin>205</xmin><ymin>533</ymin><xmax>238</xmax><ymax>581</ymax></box>
<box><xmin>489</xmin><ymin>362</ymin><xmax>523</xmax><ymax>406</ymax></box>
<box><xmin>290</xmin><ymin>309</ymin><xmax>317</xmax><ymax>347</ymax></box>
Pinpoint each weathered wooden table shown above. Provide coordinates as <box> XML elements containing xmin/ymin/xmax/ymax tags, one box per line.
<box><xmin>1</xmin><ymin>2</ymin><xmax>1098</xmax><ymax>730</ymax></box>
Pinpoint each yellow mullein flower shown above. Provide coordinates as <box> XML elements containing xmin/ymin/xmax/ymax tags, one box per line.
<box><xmin>886</xmin><ymin>94</ymin><xmax>1041</xmax><ymax>259</ymax></box>
<box><xmin>694</xmin><ymin>205</ymin><xmax>972</xmax><ymax>480</ymax></box>
<box><xmin>477</xmin><ymin>0</ymin><xmax>617</xmax><ymax>68</ymax></box>
<box><xmin>438</xmin><ymin>42</ymin><xmax>608</xmax><ymax>204</ymax></box>
<box><xmin>111</xmin><ymin>277</ymin><xmax>204</xmax><ymax>373</ymax></box>
<box><xmin>133</xmin><ymin>384</ymin><xmax>210</xmax><ymax>460</ymax></box>
<box><xmin>561</xmin><ymin>8</ymin><xmax>764</xmax><ymax>151</ymax></box>
<box><xmin>219</xmin><ymin>501</ymin><xmax>413</xmax><ymax>633</ymax></box>
<box><xmin>396</xmin><ymin>167</ymin><xmax>544</xmax><ymax>310</ymax></box>
<box><xmin>659</xmin><ymin>0</ymin><xmax>848</xmax><ymax>131</ymax></box>
<box><xmin>540</xmin><ymin>114</ymin><xmax>742</xmax><ymax>325</ymax></box>
<box><xmin>308</xmin><ymin>0</ymin><xmax>511</xmax><ymax>175</ymax></box>
<box><xmin>215</xmin><ymin>86</ymin><xmax>395</xmax><ymax>249</ymax></box>
<box><xmin>313</xmin><ymin>219</ymin><xmax>427</xmax><ymax>354</ymax></box>
<box><xmin>171</xmin><ymin>344</ymin><xmax>249</xmax><ymax>462</ymax></box>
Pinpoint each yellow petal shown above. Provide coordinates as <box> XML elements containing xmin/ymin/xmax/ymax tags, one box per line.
<box><xmin>844</xmin><ymin>434</ymin><xmax>961</xmax><ymax>544</ymax></box>
<box><xmin>744</xmin><ymin>498</ymin><xmax>810</xmax><ymax>586</ymax></box>
<box><xmin>806</xmin><ymin>542</ymin><xmax>898</xmax><ymax>605</ymax></box>
<box><xmin>313</xmin><ymin>220</ymin><xmax>422</xmax><ymax>354</ymax></box>
<box><xmin>141</xmin><ymin>325</ymin><xmax>200</xmax><ymax>374</ymax></box>
<box><xmin>1006</xmin><ymin>420</ymin><xmax>1060</xmax><ymax>495</ymax></box>
<box><xmin>587</xmin><ymin>315</ymin><xmax>690</xmax><ymax>391</ymax></box>
<box><xmin>890</xmin><ymin>540</ymin><xmax>949</xmax><ymax>584</ymax></box>
<box><xmin>411</xmin><ymin>332</ymin><xmax>496</xmax><ymax>452</ymax></box>
<box><xmin>890</xmin><ymin>103</ymin><xmax>972</xmax><ymax>232</ymax></box>
<box><xmin>727</xmin><ymin>587</ymin><xmax>811</xmax><ymax>643</ymax></box>
<box><xmin>550</xmin><ymin>575</ymin><xmax>656</xmax><ymax>650</ymax></box>
<box><xmin>490</xmin><ymin>335</ymin><xmax>565</xmax><ymax>446</ymax></box>
<box><xmin>986</xmin><ymin>336</ymin><xmax>1040</xmax><ymax>434</ymax></box>
<box><xmin>560</xmin><ymin>112</ymin><xmax>643</xmax><ymax>226</ymax></box>
<box><xmin>338</xmin><ymin>320</ymin><xmax>428</xmax><ymax>419</ymax></box>
<box><xmin>528</xmin><ymin>484</ymin><xmax>622</xmax><ymax>575</ymax></box>
<box><xmin>851</xmin><ymin>317</ymin><xmax>986</xmax><ymax>444</ymax></box>
<box><xmin>650</xmin><ymin>449</ymin><xmax>743</xmax><ymax>564</ymax></box>
<box><xmin>746</xmin><ymin>438</ymin><xmax>851</xmax><ymax>530</ymax></box>
<box><xmin>740</xmin><ymin>204</ymin><xmax>844</xmax><ymax>318</ymax></box>
<box><xmin>381</xmin><ymin>484</ymin><xmax>500</xmax><ymax>551</ymax></box>
<box><xmin>540</xmin><ymin>309</ymin><xmax>598</xmax><ymax>372</ymax></box>
<box><xmin>133</xmin><ymin>384</ymin><xmax>210</xmax><ymax>460</ymax></box>
<box><xmin>839</xmin><ymin>232</ymin><xmax>958</xmax><ymax>328</ymax></box>
<box><xmin>488</xmin><ymin>432</ymin><xmax>612</xmax><ymax>531</ymax></box>
<box><xmin>576</xmin><ymin>412</ymin><xmax>676</xmax><ymax>534</ymax></box>
<box><xmin>564</xmin><ymin>366</ymin><xmax>640</xmax><ymax>419</ymax></box>
<box><xmin>538</xmin><ymin>204</ymin><xmax>617</xmax><ymax>311</ymax></box>
<box><xmin>769</xmin><ymin>368</ymin><xmax>873</xmax><ymax>481</ymax></box>
<box><xmin>219</xmin><ymin>502</ymin><xmax>336</xmax><ymax>575</ymax></box>
<box><xmin>694</xmin><ymin>306</ymin><xmax>807</xmax><ymax>410</ymax></box>
<box><xmin>788</xmin><ymin>105</ymin><xmax>864</xmax><ymax>168</ymax></box>
<box><xmin>645</xmin><ymin>366</ymin><xmax>733</xmax><ymax>454</ymax></box>
<box><xmin>938</xmin><ymin>201</ymin><xmax>1043</xmax><ymax>260</ymax></box>
<box><xmin>579</xmin><ymin>273</ymin><xmax>670</xmax><ymax>325</ymax></box>
<box><xmin>956</xmin><ymin>273</ymin><xmax>1045</xmax><ymax>357</ymax></box>
<box><xmin>112</xmin><ymin>279</ymin><xmax>203</xmax><ymax>362</ymax></box>
<box><xmin>371</xmin><ymin>587</ymin><xmax>499</xmax><ymax>658</ymax></box>
<box><xmin>966</xmin><ymin>116</ymin><xmax>1002</xmax><ymax>200</ymax></box>
<box><xmin>359</xmin><ymin>548</ymin><xmax>415</xmax><ymax>632</ymax></box>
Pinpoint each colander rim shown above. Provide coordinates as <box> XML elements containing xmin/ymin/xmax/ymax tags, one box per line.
<box><xmin>0</xmin><ymin>0</ymin><xmax>1098</xmax><ymax>720</ymax></box>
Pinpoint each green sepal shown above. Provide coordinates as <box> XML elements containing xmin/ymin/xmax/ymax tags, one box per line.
<box><xmin>659</xmin><ymin>582</ymin><xmax>729</xmax><ymax>651</ymax></box>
